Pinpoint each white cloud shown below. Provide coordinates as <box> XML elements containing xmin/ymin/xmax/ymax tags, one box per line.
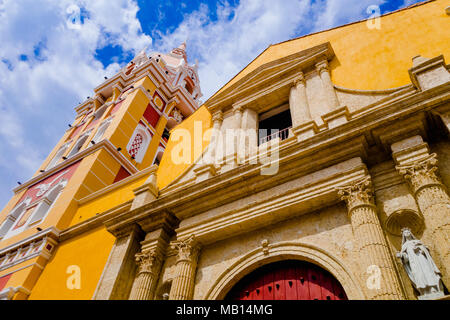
<box><xmin>0</xmin><ymin>0</ymin><xmax>150</xmax><ymax>208</ymax></box>
<box><xmin>312</xmin><ymin>0</ymin><xmax>386</xmax><ymax>31</ymax></box>
<box><xmin>151</xmin><ymin>0</ymin><xmax>390</xmax><ymax>100</ymax></box>
<box><xmin>152</xmin><ymin>0</ymin><xmax>311</xmax><ymax>100</ymax></box>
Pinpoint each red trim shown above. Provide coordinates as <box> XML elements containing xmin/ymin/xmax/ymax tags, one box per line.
<box><xmin>16</xmin><ymin>161</ymin><xmax>81</xmax><ymax>206</ymax></box>
<box><xmin>113</xmin><ymin>166</ymin><xmax>131</xmax><ymax>183</ymax></box>
<box><xmin>110</xmin><ymin>101</ymin><xmax>123</xmax><ymax>115</ymax></box>
<box><xmin>143</xmin><ymin>104</ymin><xmax>160</xmax><ymax>128</ymax></box>
<box><xmin>69</xmin><ymin>124</ymin><xmax>84</xmax><ymax>139</ymax></box>
<box><xmin>0</xmin><ymin>274</ymin><xmax>12</xmax><ymax>291</ymax></box>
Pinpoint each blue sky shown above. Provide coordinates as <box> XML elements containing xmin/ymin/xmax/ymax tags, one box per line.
<box><xmin>0</xmin><ymin>0</ymin><xmax>423</xmax><ymax>210</ymax></box>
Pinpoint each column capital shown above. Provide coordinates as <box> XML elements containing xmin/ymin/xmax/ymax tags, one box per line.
<box><xmin>396</xmin><ymin>154</ymin><xmax>441</xmax><ymax>193</ymax></box>
<box><xmin>135</xmin><ymin>249</ymin><xmax>161</xmax><ymax>275</ymax></box>
<box><xmin>172</xmin><ymin>235</ymin><xmax>201</xmax><ymax>263</ymax></box>
<box><xmin>315</xmin><ymin>59</ymin><xmax>329</xmax><ymax>74</ymax></box>
<box><xmin>293</xmin><ymin>72</ymin><xmax>306</xmax><ymax>87</ymax></box>
<box><xmin>337</xmin><ymin>177</ymin><xmax>374</xmax><ymax>212</ymax></box>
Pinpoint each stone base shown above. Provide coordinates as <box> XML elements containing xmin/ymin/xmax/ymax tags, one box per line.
<box><xmin>322</xmin><ymin>106</ymin><xmax>350</xmax><ymax>129</ymax></box>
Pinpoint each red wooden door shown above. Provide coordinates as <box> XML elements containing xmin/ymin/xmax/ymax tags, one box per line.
<box><xmin>226</xmin><ymin>260</ymin><xmax>347</xmax><ymax>300</ymax></box>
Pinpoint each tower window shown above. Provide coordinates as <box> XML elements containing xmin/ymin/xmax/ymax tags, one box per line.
<box><xmin>129</xmin><ymin>133</ymin><xmax>143</xmax><ymax>159</ymax></box>
<box><xmin>258</xmin><ymin>107</ymin><xmax>292</xmax><ymax>145</ymax></box>
<box><xmin>67</xmin><ymin>131</ymin><xmax>91</xmax><ymax>158</ymax></box>
<box><xmin>162</xmin><ymin>128</ymin><xmax>170</xmax><ymax>141</ymax></box>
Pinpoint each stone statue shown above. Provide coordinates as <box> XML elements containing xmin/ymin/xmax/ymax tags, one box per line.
<box><xmin>397</xmin><ymin>228</ymin><xmax>444</xmax><ymax>300</ymax></box>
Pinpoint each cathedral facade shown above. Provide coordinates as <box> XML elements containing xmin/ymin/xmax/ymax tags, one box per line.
<box><xmin>0</xmin><ymin>0</ymin><xmax>449</xmax><ymax>300</ymax></box>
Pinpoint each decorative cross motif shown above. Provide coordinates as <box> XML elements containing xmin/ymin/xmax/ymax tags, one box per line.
<box><xmin>129</xmin><ymin>133</ymin><xmax>143</xmax><ymax>158</ymax></box>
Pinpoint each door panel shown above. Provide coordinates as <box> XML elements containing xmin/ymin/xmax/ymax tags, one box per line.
<box><xmin>226</xmin><ymin>260</ymin><xmax>347</xmax><ymax>301</ymax></box>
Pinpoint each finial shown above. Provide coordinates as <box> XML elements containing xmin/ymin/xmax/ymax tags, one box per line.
<box><xmin>178</xmin><ymin>42</ymin><xmax>186</xmax><ymax>51</ymax></box>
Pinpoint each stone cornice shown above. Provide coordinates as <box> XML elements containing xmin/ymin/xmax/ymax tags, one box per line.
<box><xmin>102</xmin><ymin>81</ymin><xmax>449</xmax><ymax>237</ymax></box>
<box><xmin>13</xmin><ymin>139</ymin><xmax>138</xmax><ymax>194</ymax></box>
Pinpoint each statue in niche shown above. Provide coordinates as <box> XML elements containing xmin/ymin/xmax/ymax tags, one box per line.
<box><xmin>397</xmin><ymin>228</ymin><xmax>444</xmax><ymax>300</ymax></box>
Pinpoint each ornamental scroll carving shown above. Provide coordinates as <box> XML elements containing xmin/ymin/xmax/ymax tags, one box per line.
<box><xmin>396</xmin><ymin>154</ymin><xmax>442</xmax><ymax>193</ymax></box>
<box><xmin>135</xmin><ymin>250</ymin><xmax>160</xmax><ymax>275</ymax></box>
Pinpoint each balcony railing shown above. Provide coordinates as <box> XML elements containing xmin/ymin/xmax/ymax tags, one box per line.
<box><xmin>259</xmin><ymin>127</ymin><xmax>291</xmax><ymax>146</ymax></box>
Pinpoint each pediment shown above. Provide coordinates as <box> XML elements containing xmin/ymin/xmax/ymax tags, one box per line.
<box><xmin>206</xmin><ymin>42</ymin><xmax>335</xmax><ymax>112</ymax></box>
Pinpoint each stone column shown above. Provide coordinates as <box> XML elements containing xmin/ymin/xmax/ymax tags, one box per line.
<box><xmin>93</xmin><ymin>224</ymin><xmax>143</xmax><ymax>300</ymax></box>
<box><xmin>169</xmin><ymin>236</ymin><xmax>201</xmax><ymax>300</ymax></box>
<box><xmin>395</xmin><ymin>152</ymin><xmax>450</xmax><ymax>287</ymax></box>
<box><xmin>338</xmin><ymin>178</ymin><xmax>404</xmax><ymax>300</ymax></box>
<box><xmin>129</xmin><ymin>250</ymin><xmax>162</xmax><ymax>300</ymax></box>
<box><xmin>316</xmin><ymin>59</ymin><xmax>339</xmax><ymax>112</ymax></box>
<box><xmin>289</xmin><ymin>72</ymin><xmax>312</xmax><ymax>127</ymax></box>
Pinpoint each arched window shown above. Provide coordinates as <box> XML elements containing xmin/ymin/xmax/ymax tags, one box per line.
<box><xmin>92</xmin><ymin>118</ymin><xmax>113</xmax><ymax>144</ymax></box>
<box><xmin>46</xmin><ymin>141</ymin><xmax>71</xmax><ymax>170</ymax></box>
<box><xmin>126</xmin><ymin>123</ymin><xmax>151</xmax><ymax>163</ymax></box>
<box><xmin>93</xmin><ymin>104</ymin><xmax>108</xmax><ymax>120</ymax></box>
<box><xmin>0</xmin><ymin>198</ymin><xmax>31</xmax><ymax>239</ymax></box>
<box><xmin>67</xmin><ymin>130</ymin><xmax>92</xmax><ymax>158</ymax></box>
<box><xmin>27</xmin><ymin>180</ymin><xmax>66</xmax><ymax>226</ymax></box>
<box><xmin>0</xmin><ymin>180</ymin><xmax>67</xmax><ymax>240</ymax></box>
<box><xmin>153</xmin><ymin>146</ymin><xmax>165</xmax><ymax>166</ymax></box>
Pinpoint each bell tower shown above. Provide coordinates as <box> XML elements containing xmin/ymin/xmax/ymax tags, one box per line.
<box><xmin>0</xmin><ymin>43</ymin><xmax>201</xmax><ymax>260</ymax></box>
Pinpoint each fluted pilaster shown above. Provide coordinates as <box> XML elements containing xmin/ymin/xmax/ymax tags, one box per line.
<box><xmin>396</xmin><ymin>154</ymin><xmax>450</xmax><ymax>286</ymax></box>
<box><xmin>338</xmin><ymin>178</ymin><xmax>404</xmax><ymax>300</ymax></box>
<box><xmin>169</xmin><ymin>236</ymin><xmax>201</xmax><ymax>300</ymax></box>
<box><xmin>205</xmin><ymin>110</ymin><xmax>223</xmax><ymax>164</ymax></box>
<box><xmin>316</xmin><ymin>59</ymin><xmax>339</xmax><ymax>112</ymax></box>
<box><xmin>289</xmin><ymin>73</ymin><xmax>312</xmax><ymax>127</ymax></box>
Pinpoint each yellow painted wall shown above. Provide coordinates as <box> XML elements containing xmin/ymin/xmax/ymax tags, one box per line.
<box><xmin>70</xmin><ymin>174</ymin><xmax>149</xmax><ymax>226</ymax></box>
<box><xmin>213</xmin><ymin>0</ymin><xmax>449</xmax><ymax>99</ymax></box>
<box><xmin>28</xmin><ymin>227</ymin><xmax>115</xmax><ymax>300</ymax></box>
<box><xmin>156</xmin><ymin>105</ymin><xmax>212</xmax><ymax>189</ymax></box>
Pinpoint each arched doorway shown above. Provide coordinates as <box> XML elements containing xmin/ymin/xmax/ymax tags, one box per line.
<box><xmin>225</xmin><ymin>260</ymin><xmax>347</xmax><ymax>300</ymax></box>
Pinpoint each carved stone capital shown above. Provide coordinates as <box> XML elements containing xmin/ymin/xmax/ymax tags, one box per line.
<box><xmin>337</xmin><ymin>177</ymin><xmax>374</xmax><ymax>212</ymax></box>
<box><xmin>135</xmin><ymin>250</ymin><xmax>161</xmax><ymax>275</ymax></box>
<box><xmin>172</xmin><ymin>235</ymin><xmax>201</xmax><ymax>263</ymax></box>
<box><xmin>396</xmin><ymin>154</ymin><xmax>442</xmax><ymax>193</ymax></box>
<box><xmin>232</xmin><ymin>104</ymin><xmax>244</xmax><ymax>114</ymax></box>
